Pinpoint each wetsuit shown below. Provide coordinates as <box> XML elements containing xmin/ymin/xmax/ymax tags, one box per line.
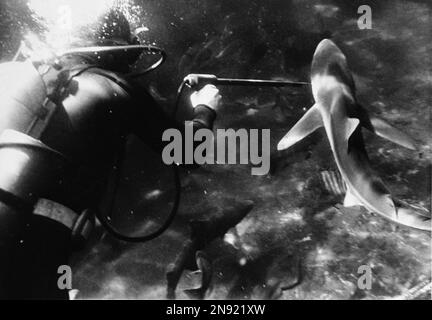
<box><xmin>0</xmin><ymin>55</ymin><xmax>216</xmax><ymax>299</ymax></box>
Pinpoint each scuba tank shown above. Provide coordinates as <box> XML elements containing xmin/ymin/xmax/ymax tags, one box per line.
<box><xmin>0</xmin><ymin>58</ymin><xmax>92</xmax><ymax>299</ymax></box>
<box><xmin>0</xmin><ymin>40</ymin><xmax>168</xmax><ymax>298</ymax></box>
<box><xmin>0</xmin><ymin>61</ymin><xmax>68</xmax><ymax>202</ymax></box>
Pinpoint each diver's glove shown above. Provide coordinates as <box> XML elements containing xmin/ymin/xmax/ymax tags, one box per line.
<box><xmin>190</xmin><ymin>84</ymin><xmax>221</xmax><ymax>129</ymax></box>
<box><xmin>190</xmin><ymin>84</ymin><xmax>221</xmax><ymax>112</ymax></box>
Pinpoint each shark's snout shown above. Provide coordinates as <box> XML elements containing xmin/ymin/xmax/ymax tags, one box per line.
<box><xmin>314</xmin><ymin>38</ymin><xmax>335</xmax><ymax>53</ymax></box>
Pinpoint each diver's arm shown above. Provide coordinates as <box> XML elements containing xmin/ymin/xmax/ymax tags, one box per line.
<box><xmin>189</xmin><ymin>84</ymin><xmax>220</xmax><ymax>130</ymax></box>
<box><xmin>128</xmin><ymin>84</ymin><xmax>220</xmax><ymax>156</ymax></box>
<box><xmin>192</xmin><ymin>104</ymin><xmax>217</xmax><ymax>130</ymax></box>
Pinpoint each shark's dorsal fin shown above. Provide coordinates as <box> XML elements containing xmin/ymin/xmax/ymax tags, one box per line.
<box><xmin>277</xmin><ymin>104</ymin><xmax>323</xmax><ymax>151</ymax></box>
<box><xmin>343</xmin><ymin>188</ymin><xmax>362</xmax><ymax>207</ymax></box>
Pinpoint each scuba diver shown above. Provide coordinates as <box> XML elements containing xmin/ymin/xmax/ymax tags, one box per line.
<box><xmin>0</xmin><ymin>9</ymin><xmax>221</xmax><ymax>299</ymax></box>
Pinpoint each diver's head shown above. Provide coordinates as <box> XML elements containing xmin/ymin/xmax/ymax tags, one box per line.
<box><xmin>69</xmin><ymin>9</ymin><xmax>141</xmax><ymax>72</ymax></box>
<box><xmin>93</xmin><ymin>9</ymin><xmax>137</xmax><ymax>46</ymax></box>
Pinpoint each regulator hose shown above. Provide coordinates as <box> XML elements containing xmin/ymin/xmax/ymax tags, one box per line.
<box><xmin>14</xmin><ymin>43</ymin><xmax>167</xmax><ymax>76</ymax></box>
<box><xmin>58</xmin><ymin>44</ymin><xmax>167</xmax><ymax>77</ymax></box>
<box><xmin>94</xmin><ymin>65</ymin><xmax>184</xmax><ymax>244</ymax></box>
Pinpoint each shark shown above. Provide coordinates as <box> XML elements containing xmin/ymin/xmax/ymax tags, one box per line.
<box><xmin>277</xmin><ymin>39</ymin><xmax>430</xmax><ymax>231</ymax></box>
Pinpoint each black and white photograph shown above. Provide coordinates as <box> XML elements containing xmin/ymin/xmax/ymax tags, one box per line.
<box><xmin>0</xmin><ymin>0</ymin><xmax>430</xmax><ymax>305</ymax></box>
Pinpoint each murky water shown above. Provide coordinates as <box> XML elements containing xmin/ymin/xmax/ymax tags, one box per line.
<box><xmin>0</xmin><ymin>0</ymin><xmax>430</xmax><ymax>299</ymax></box>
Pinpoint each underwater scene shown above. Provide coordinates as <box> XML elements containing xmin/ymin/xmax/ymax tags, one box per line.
<box><xmin>0</xmin><ymin>0</ymin><xmax>430</xmax><ymax>300</ymax></box>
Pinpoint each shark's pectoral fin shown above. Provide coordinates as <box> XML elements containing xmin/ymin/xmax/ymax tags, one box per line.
<box><xmin>277</xmin><ymin>104</ymin><xmax>323</xmax><ymax>151</ymax></box>
<box><xmin>355</xmin><ymin>104</ymin><xmax>416</xmax><ymax>150</ymax></box>
<box><xmin>368</xmin><ymin>116</ymin><xmax>417</xmax><ymax>150</ymax></box>
<box><xmin>343</xmin><ymin>188</ymin><xmax>362</xmax><ymax>207</ymax></box>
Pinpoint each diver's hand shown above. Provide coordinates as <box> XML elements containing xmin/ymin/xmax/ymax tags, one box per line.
<box><xmin>190</xmin><ymin>85</ymin><xmax>221</xmax><ymax>111</ymax></box>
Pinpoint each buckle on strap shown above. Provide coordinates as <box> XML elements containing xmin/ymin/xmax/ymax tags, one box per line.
<box><xmin>33</xmin><ymin>199</ymin><xmax>94</xmax><ymax>245</ymax></box>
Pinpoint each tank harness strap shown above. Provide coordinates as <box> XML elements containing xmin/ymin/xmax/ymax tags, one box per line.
<box><xmin>33</xmin><ymin>64</ymin><xmax>97</xmax><ymax>245</ymax></box>
<box><xmin>33</xmin><ymin>199</ymin><xmax>94</xmax><ymax>246</ymax></box>
<box><xmin>0</xmin><ymin>62</ymin><xmax>97</xmax><ymax>244</ymax></box>
<box><xmin>26</xmin><ymin>64</ymin><xmax>97</xmax><ymax>139</ymax></box>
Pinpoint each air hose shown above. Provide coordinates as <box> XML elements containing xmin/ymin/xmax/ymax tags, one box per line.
<box><xmin>97</xmin><ymin>92</ymin><xmax>181</xmax><ymax>243</ymax></box>
<box><xmin>58</xmin><ymin>44</ymin><xmax>167</xmax><ymax>77</ymax></box>
<box><xmin>96</xmin><ymin>164</ymin><xmax>181</xmax><ymax>243</ymax></box>
<box><xmin>14</xmin><ymin>43</ymin><xmax>167</xmax><ymax>76</ymax></box>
